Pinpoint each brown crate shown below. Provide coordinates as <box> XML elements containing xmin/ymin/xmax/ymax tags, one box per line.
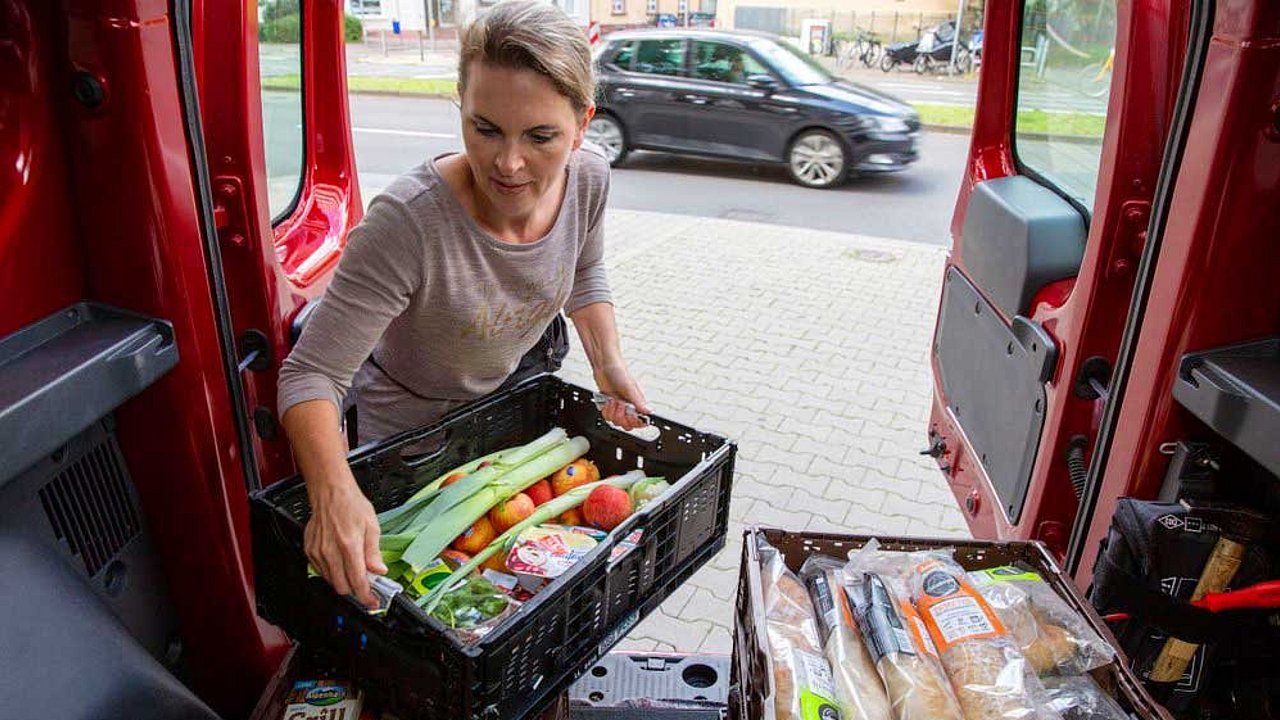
<box><xmin>730</xmin><ymin>527</ymin><xmax>1171</xmax><ymax>720</ymax></box>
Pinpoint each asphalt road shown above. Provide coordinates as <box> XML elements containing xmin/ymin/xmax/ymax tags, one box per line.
<box><xmin>263</xmin><ymin>92</ymin><xmax>971</xmax><ymax>246</ymax></box>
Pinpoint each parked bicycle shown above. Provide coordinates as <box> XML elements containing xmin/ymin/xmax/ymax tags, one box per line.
<box><xmin>1077</xmin><ymin>47</ymin><xmax>1115</xmax><ymax>98</ymax></box>
<box><xmin>836</xmin><ymin>30</ymin><xmax>883</xmax><ymax>70</ymax></box>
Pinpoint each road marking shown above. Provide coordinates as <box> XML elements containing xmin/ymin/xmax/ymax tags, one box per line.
<box><xmin>353</xmin><ymin>127</ymin><xmax>456</xmax><ymax>139</ymax></box>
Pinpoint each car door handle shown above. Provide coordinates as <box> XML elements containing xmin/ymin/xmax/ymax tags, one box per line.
<box><xmin>681</xmin><ymin>94</ymin><xmax>709</xmax><ymax>105</ymax></box>
<box><xmin>616</xmin><ymin>89</ymin><xmax>636</xmax><ymax>99</ymax></box>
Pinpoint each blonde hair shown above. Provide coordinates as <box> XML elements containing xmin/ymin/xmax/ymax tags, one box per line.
<box><xmin>457</xmin><ymin>0</ymin><xmax>596</xmax><ymax>113</ymax></box>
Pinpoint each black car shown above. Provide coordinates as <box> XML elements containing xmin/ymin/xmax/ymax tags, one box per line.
<box><xmin>588</xmin><ymin>29</ymin><xmax>920</xmax><ymax>188</ymax></box>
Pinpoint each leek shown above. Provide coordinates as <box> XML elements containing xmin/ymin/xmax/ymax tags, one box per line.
<box><xmin>399</xmin><ymin>434</ymin><xmax>590</xmax><ymax>573</ymax></box>
<box><xmin>377</xmin><ymin>446</ymin><xmax>511</xmax><ymax>532</ymax></box>
<box><xmin>419</xmin><ymin>471</ymin><xmax>651</xmax><ymax>612</ymax></box>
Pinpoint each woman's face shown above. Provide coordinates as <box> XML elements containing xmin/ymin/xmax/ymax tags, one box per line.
<box><xmin>459</xmin><ymin>61</ymin><xmax>593</xmax><ymax>221</ymax></box>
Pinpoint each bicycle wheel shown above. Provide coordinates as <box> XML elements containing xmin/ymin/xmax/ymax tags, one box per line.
<box><xmin>1077</xmin><ymin>61</ymin><xmax>1110</xmax><ymax>98</ymax></box>
<box><xmin>913</xmin><ymin>55</ymin><xmax>929</xmax><ymax>74</ymax></box>
<box><xmin>955</xmin><ymin>48</ymin><xmax>973</xmax><ymax>75</ymax></box>
<box><xmin>861</xmin><ymin>41</ymin><xmax>882</xmax><ymax>68</ymax></box>
<box><xmin>880</xmin><ymin>54</ymin><xmax>896</xmax><ymax>72</ymax></box>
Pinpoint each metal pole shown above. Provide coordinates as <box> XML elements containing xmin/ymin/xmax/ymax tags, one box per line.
<box><xmin>949</xmin><ymin>0</ymin><xmax>966</xmax><ymax>70</ymax></box>
<box><xmin>381</xmin><ymin>27</ymin><xmax>387</xmax><ymax>56</ymax></box>
<box><xmin>425</xmin><ymin>0</ymin><xmax>436</xmax><ymax>52</ymax></box>
<box><xmin>918</xmin><ymin>12</ymin><xmax>924</xmax><ymax>40</ymax></box>
<box><xmin>891</xmin><ymin>12</ymin><xmax>899</xmax><ymax>44</ymax></box>
<box><xmin>869</xmin><ymin>11</ymin><xmax>875</xmax><ymax>34</ymax></box>
<box><xmin>851</xmin><ymin>10</ymin><xmax>856</xmax><ymax>32</ymax></box>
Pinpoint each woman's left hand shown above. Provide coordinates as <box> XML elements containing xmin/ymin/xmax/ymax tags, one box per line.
<box><xmin>593</xmin><ymin>362</ymin><xmax>651</xmax><ymax>430</ymax></box>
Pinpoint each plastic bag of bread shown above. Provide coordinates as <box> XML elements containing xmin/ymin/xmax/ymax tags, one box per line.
<box><xmin>846</xmin><ymin>571</ymin><xmax>965</xmax><ymax>720</ymax></box>
<box><xmin>907</xmin><ymin>552</ymin><xmax>1060</xmax><ymax>720</ymax></box>
<box><xmin>1041</xmin><ymin>676</ymin><xmax>1129</xmax><ymax>720</ymax></box>
<box><xmin>758</xmin><ymin>537</ymin><xmax>842</xmax><ymax>720</ymax></box>
<box><xmin>800</xmin><ymin>555</ymin><xmax>893</xmax><ymax>720</ymax></box>
<box><xmin>966</xmin><ymin>566</ymin><xmax>1114</xmax><ymax>676</ymax></box>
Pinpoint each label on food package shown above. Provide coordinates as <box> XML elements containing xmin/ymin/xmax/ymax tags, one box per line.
<box><xmin>506</xmin><ymin>525</ymin><xmax>599</xmax><ymax>592</ymax></box>
<box><xmin>914</xmin><ymin>559</ymin><xmax>1006</xmax><ymax>652</ymax></box>
<box><xmin>284</xmin><ymin>679</ymin><xmax>362</xmax><ymax>720</ymax></box>
<box><xmin>847</xmin><ymin>574</ymin><xmax>915</xmax><ymax>662</ymax></box>
<box><xmin>968</xmin><ymin>565</ymin><xmax>1044</xmax><ymax>587</ymax></box>
<box><xmin>792</xmin><ymin>649</ymin><xmax>841</xmax><ymax>720</ymax></box>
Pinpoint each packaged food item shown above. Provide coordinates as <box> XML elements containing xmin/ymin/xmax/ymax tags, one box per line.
<box><xmin>283</xmin><ymin>679</ymin><xmax>363</xmax><ymax>720</ymax></box>
<box><xmin>505</xmin><ymin>525</ymin><xmax>601</xmax><ymax>592</ymax></box>
<box><xmin>848</xmin><ymin>571</ymin><xmax>965</xmax><ymax>720</ymax></box>
<box><xmin>427</xmin><ymin>575</ymin><xmax>520</xmax><ymax>643</ymax></box>
<box><xmin>1041</xmin><ymin>676</ymin><xmax>1129</xmax><ymax>720</ymax></box>
<box><xmin>967</xmin><ymin>566</ymin><xmax>1114</xmax><ymax>675</ymax></box>
<box><xmin>908</xmin><ymin>552</ymin><xmax>1057</xmax><ymax>720</ymax></box>
<box><xmin>799</xmin><ymin>555</ymin><xmax>893</xmax><ymax>720</ymax></box>
<box><xmin>758</xmin><ymin>536</ymin><xmax>842</xmax><ymax>720</ymax></box>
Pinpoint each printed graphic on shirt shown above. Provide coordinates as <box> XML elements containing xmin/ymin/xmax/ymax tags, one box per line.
<box><xmin>461</xmin><ymin>274</ymin><xmax>571</xmax><ymax>342</ymax></box>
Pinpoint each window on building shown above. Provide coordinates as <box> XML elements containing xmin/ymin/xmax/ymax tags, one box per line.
<box><xmin>646</xmin><ymin>0</ymin><xmax>657</xmax><ymax>13</ymax></box>
<box><xmin>612</xmin><ymin>0</ymin><xmax>625</xmax><ymax>13</ymax></box>
<box><xmin>349</xmin><ymin>0</ymin><xmax>383</xmax><ymax>16</ymax></box>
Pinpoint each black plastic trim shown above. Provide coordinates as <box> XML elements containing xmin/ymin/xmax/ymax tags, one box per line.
<box><xmin>0</xmin><ymin>303</ymin><xmax>177</xmax><ymax>482</ymax></box>
<box><xmin>1065</xmin><ymin>0</ymin><xmax>1214</xmax><ymax>573</ymax></box>
<box><xmin>171</xmin><ymin>0</ymin><xmax>263</xmax><ymax>492</ymax></box>
<box><xmin>1173</xmin><ymin>338</ymin><xmax>1280</xmax><ymax>477</ymax></box>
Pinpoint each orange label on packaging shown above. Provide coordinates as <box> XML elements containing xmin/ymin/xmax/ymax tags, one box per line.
<box><xmin>897</xmin><ymin>599</ymin><xmax>939</xmax><ymax>659</ymax></box>
<box><xmin>913</xmin><ymin>559</ymin><xmax>1007</xmax><ymax>652</ymax></box>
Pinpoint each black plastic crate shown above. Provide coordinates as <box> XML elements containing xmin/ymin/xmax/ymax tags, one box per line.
<box><xmin>251</xmin><ymin>375</ymin><xmax>736</xmax><ymax>720</ymax></box>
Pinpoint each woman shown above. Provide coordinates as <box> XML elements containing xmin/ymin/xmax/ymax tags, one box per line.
<box><xmin>278</xmin><ymin>0</ymin><xmax>649</xmax><ymax>611</ymax></box>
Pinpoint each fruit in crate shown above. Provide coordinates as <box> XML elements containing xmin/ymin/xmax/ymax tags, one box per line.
<box><xmin>559</xmin><ymin>507</ymin><xmax>585</xmax><ymax>526</ymax></box>
<box><xmin>525</xmin><ymin>478</ymin><xmax>554</xmax><ymax>506</ymax></box>
<box><xmin>440</xmin><ymin>549</ymin><xmax>471</xmax><ymax>570</ymax></box>
<box><xmin>551</xmin><ymin>458</ymin><xmax>600</xmax><ymax>496</ymax></box>
<box><xmin>453</xmin><ymin>516</ymin><xmax>497</xmax><ymax>555</ymax></box>
<box><xmin>488</xmin><ymin>492</ymin><xmax>535</xmax><ymax>533</ymax></box>
<box><xmin>583</xmin><ymin>485</ymin><xmax>634</xmax><ymax>531</ymax></box>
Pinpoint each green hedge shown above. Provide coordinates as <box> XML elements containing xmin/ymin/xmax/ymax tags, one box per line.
<box><xmin>258</xmin><ymin>13</ymin><xmax>364</xmax><ymax>43</ymax></box>
<box><xmin>260</xmin><ymin>13</ymin><xmax>300</xmax><ymax>43</ymax></box>
<box><xmin>345</xmin><ymin>14</ymin><xmax>364</xmax><ymax>42</ymax></box>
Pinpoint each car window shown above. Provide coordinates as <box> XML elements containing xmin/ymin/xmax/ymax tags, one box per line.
<box><xmin>258</xmin><ymin>0</ymin><xmax>305</xmax><ymax>222</ymax></box>
<box><xmin>690</xmin><ymin>41</ymin><xmax>770</xmax><ymax>85</ymax></box>
<box><xmin>1014</xmin><ymin>0</ymin><xmax>1117</xmax><ymax>208</ymax></box>
<box><xmin>749</xmin><ymin>38</ymin><xmax>830</xmax><ymax>86</ymax></box>
<box><xmin>608</xmin><ymin>41</ymin><xmax>636</xmax><ymax>71</ymax></box>
<box><xmin>632</xmin><ymin>39</ymin><xmax>685</xmax><ymax>77</ymax></box>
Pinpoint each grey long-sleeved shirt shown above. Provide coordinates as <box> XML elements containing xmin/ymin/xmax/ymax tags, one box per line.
<box><xmin>278</xmin><ymin>147</ymin><xmax>611</xmax><ymax>443</ymax></box>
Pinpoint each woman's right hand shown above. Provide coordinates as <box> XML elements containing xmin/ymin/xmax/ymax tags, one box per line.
<box><xmin>303</xmin><ymin>472</ymin><xmax>387</xmax><ymax>610</ymax></box>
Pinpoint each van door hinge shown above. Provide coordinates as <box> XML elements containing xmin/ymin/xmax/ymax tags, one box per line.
<box><xmin>1106</xmin><ymin>200</ymin><xmax>1151</xmax><ymax>278</ymax></box>
<box><xmin>212</xmin><ymin>176</ymin><xmax>249</xmax><ymax>247</ymax></box>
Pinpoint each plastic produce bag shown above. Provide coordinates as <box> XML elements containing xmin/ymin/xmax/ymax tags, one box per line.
<box><xmin>800</xmin><ymin>555</ymin><xmax>893</xmax><ymax>720</ymax></box>
<box><xmin>968</xmin><ymin>566</ymin><xmax>1115</xmax><ymax>676</ymax></box>
<box><xmin>758</xmin><ymin>537</ymin><xmax>842</xmax><ymax>720</ymax></box>
<box><xmin>428</xmin><ymin>575</ymin><xmax>520</xmax><ymax>644</ymax></box>
<box><xmin>1041</xmin><ymin>676</ymin><xmax>1129</xmax><ymax>720</ymax></box>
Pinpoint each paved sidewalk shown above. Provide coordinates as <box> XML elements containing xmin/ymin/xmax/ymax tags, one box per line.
<box><xmin>557</xmin><ymin>210</ymin><xmax>970</xmax><ymax>655</ymax></box>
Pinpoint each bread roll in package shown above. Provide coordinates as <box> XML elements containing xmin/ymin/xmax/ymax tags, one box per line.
<box><xmin>846</xmin><ymin>569</ymin><xmax>965</xmax><ymax>720</ymax></box>
<box><xmin>758</xmin><ymin>537</ymin><xmax>843</xmax><ymax>720</ymax></box>
<box><xmin>907</xmin><ymin>552</ymin><xmax>1060</xmax><ymax>720</ymax></box>
<box><xmin>966</xmin><ymin>566</ymin><xmax>1114</xmax><ymax>676</ymax></box>
<box><xmin>799</xmin><ymin>556</ymin><xmax>893</xmax><ymax>720</ymax></box>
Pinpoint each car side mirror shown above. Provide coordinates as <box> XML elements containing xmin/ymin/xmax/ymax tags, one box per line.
<box><xmin>746</xmin><ymin>74</ymin><xmax>779</xmax><ymax>92</ymax></box>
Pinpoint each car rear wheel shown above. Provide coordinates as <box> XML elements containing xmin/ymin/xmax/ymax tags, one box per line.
<box><xmin>585</xmin><ymin>114</ymin><xmax>628</xmax><ymax>166</ymax></box>
<box><xmin>787</xmin><ymin>130</ymin><xmax>848</xmax><ymax>189</ymax></box>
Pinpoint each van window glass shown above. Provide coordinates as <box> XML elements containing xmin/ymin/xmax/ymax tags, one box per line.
<box><xmin>258</xmin><ymin>0</ymin><xmax>305</xmax><ymax>222</ymax></box>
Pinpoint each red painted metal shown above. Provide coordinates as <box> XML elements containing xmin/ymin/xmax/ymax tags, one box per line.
<box><xmin>930</xmin><ymin>0</ymin><xmax>1188</xmax><ymax>548</ymax></box>
<box><xmin>1076</xmin><ymin>0</ymin><xmax>1280</xmax><ymax>582</ymax></box>
<box><xmin>194</xmin><ymin>0</ymin><xmax>362</xmax><ymax>491</ymax></box>
<box><xmin>0</xmin><ymin>0</ymin><xmax>85</xmax><ymax>337</ymax></box>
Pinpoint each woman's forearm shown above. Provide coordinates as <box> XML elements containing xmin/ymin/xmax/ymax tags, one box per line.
<box><xmin>281</xmin><ymin>399</ymin><xmax>356</xmax><ymax>494</ymax></box>
<box><xmin>568</xmin><ymin>302</ymin><xmax>625</xmax><ymax>372</ymax></box>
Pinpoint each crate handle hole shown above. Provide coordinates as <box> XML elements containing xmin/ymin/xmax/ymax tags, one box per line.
<box><xmin>589</xmin><ymin>691</ymin><xmax>605</xmax><ymax>703</ymax></box>
<box><xmin>682</xmin><ymin>663</ymin><xmax>718</xmax><ymax>689</ymax></box>
<box><xmin>591</xmin><ymin>665</ymin><xmax>608</xmax><ymax>678</ymax></box>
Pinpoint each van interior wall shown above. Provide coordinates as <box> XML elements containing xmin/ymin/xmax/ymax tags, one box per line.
<box><xmin>1</xmin><ymin>1</ymin><xmax>286</xmax><ymax>717</ymax></box>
